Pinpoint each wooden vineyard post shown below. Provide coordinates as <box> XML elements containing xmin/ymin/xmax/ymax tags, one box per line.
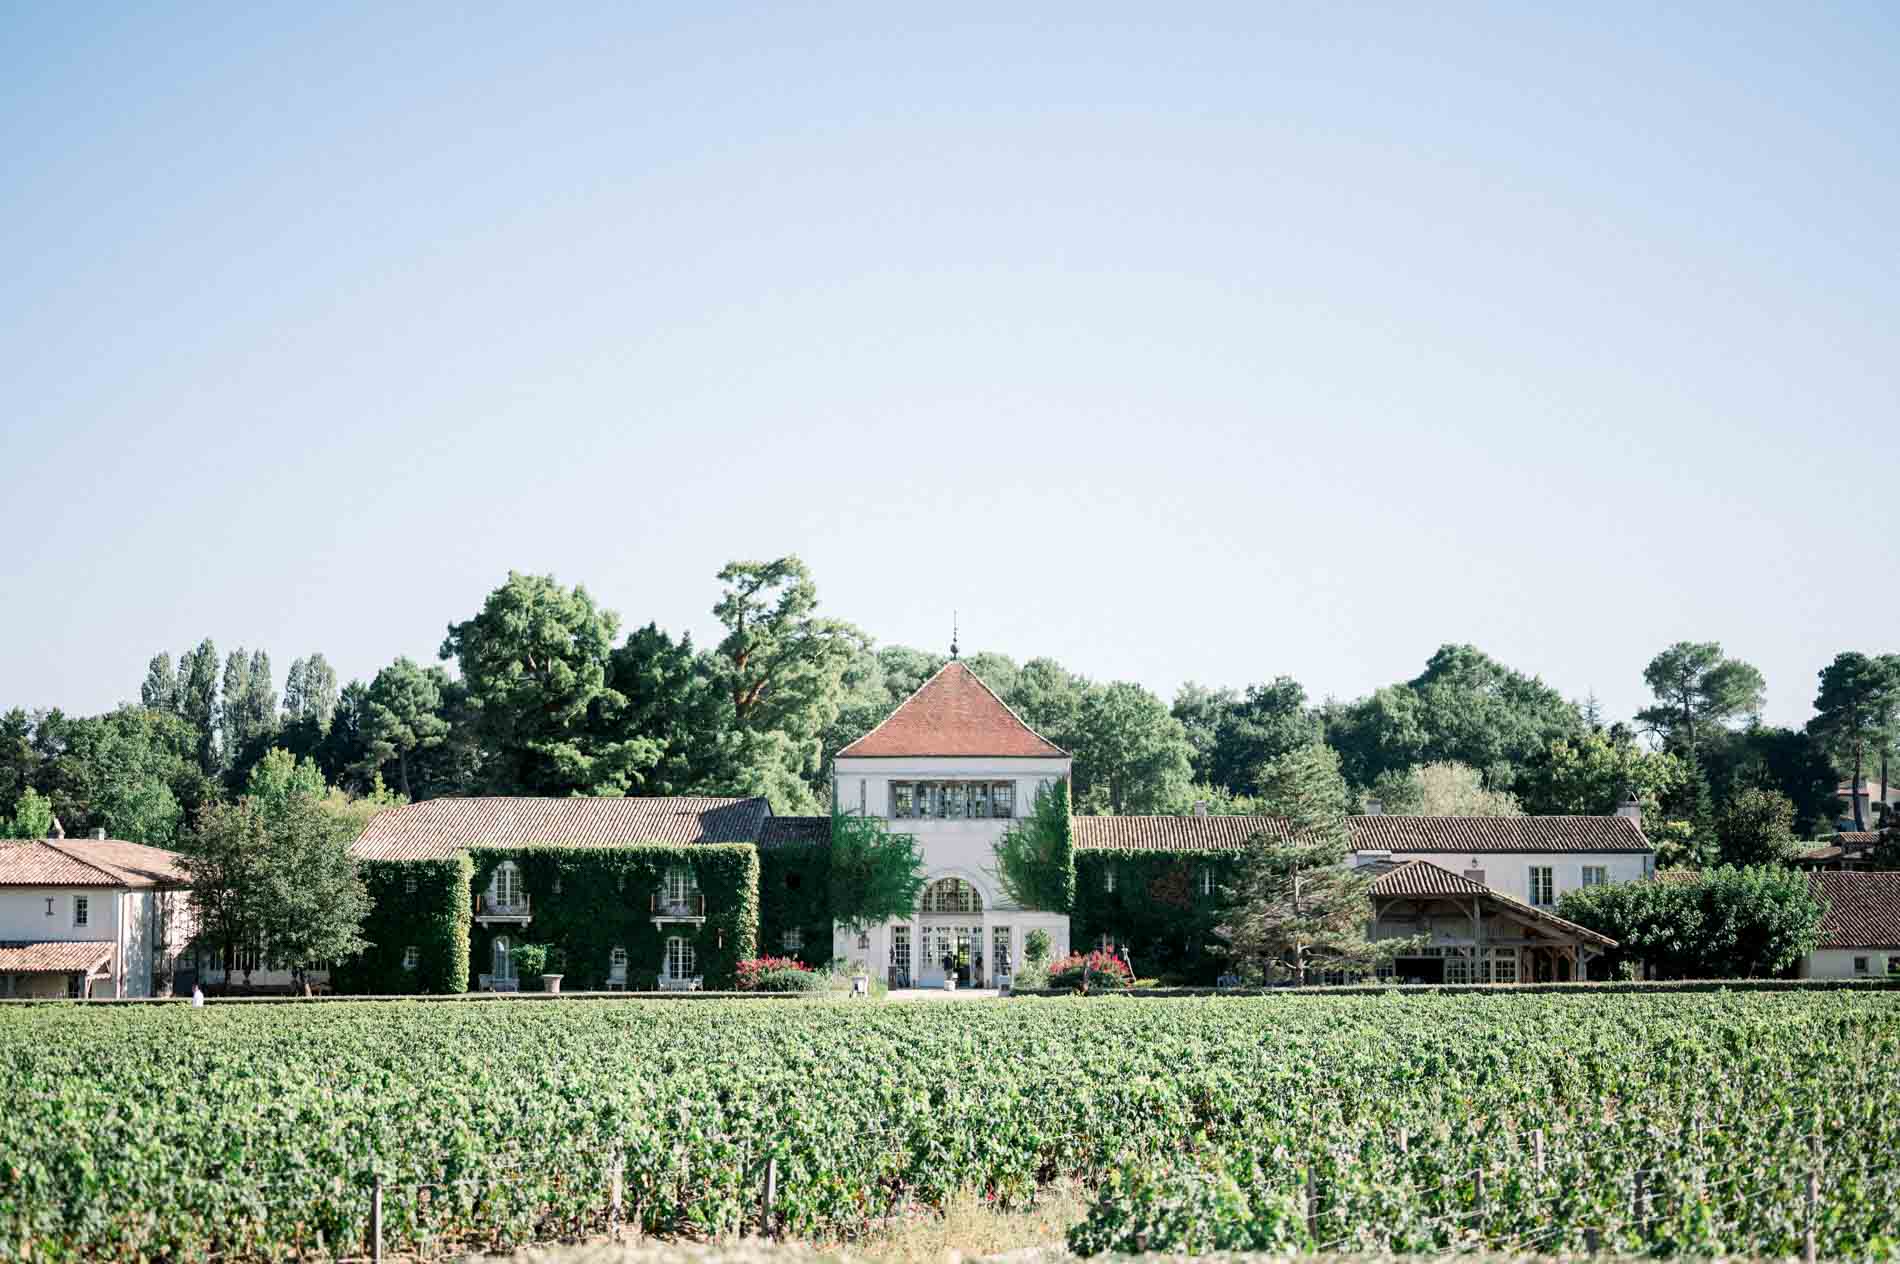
<box><xmin>1583</xmin><ymin>1225</ymin><xmax>1601</xmax><ymax>1255</ymax></box>
<box><xmin>609</xmin><ymin>1155</ymin><xmax>624</xmax><ymax>1241</ymax></box>
<box><xmin>1805</xmin><ymin>1131</ymin><xmax>1822</xmax><ymax>1264</ymax></box>
<box><xmin>760</xmin><ymin>1156</ymin><xmax>779</xmax><ymax>1239</ymax></box>
<box><xmin>369</xmin><ymin>1176</ymin><xmax>384</xmax><ymax>1264</ymax></box>
<box><xmin>1304</xmin><ymin>1167</ymin><xmax>1319</xmax><ymax>1246</ymax></box>
<box><xmin>1532</xmin><ymin>1129</ymin><xmax>1545</xmax><ymax>1175</ymax></box>
<box><xmin>1633</xmin><ymin>1168</ymin><xmax>1648</xmax><ymax>1234</ymax></box>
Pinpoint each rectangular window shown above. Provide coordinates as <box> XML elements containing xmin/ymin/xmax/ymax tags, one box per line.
<box><xmin>1581</xmin><ymin>866</ymin><xmax>1609</xmax><ymax>888</ymax></box>
<box><xmin>664</xmin><ymin>866</ymin><xmax>695</xmax><ymax>907</ymax></box>
<box><xmin>890</xmin><ymin>925</ymin><xmax>910</xmax><ymax>975</ymax></box>
<box><xmin>1854</xmin><ymin>956</ymin><xmax>1870</xmax><ymax>975</ymax></box>
<box><xmin>891</xmin><ymin>783</ymin><xmax>915</xmax><ymax>819</ymax></box>
<box><xmin>1105</xmin><ymin>867</ymin><xmax>1116</xmax><ymax>893</ymax></box>
<box><xmin>970</xmin><ymin>783</ymin><xmax>991</xmax><ymax>818</ymax></box>
<box><xmin>73</xmin><ymin>896</ymin><xmax>89</xmax><ymax>927</ymax></box>
<box><xmin>992</xmin><ymin>782</ymin><xmax>1014</xmax><ymax>819</ymax></box>
<box><xmin>944</xmin><ymin>783</ymin><xmax>966</xmax><ymax>819</ymax></box>
<box><xmin>1199</xmin><ymin>867</ymin><xmax>1214</xmax><ymax>897</ymax></box>
<box><xmin>402</xmin><ymin>946</ymin><xmax>420</xmax><ymax>970</ymax></box>
<box><xmin>667</xmin><ymin>937</ymin><xmax>696</xmax><ymax>980</ymax></box>
<box><xmin>993</xmin><ymin>926</ymin><xmax>1011</xmax><ymax>975</ymax></box>
<box><xmin>782</xmin><ymin>927</ymin><xmax>803</xmax><ymax>952</ymax></box>
<box><xmin>1528</xmin><ymin>867</ymin><xmax>1555</xmax><ymax>907</ymax></box>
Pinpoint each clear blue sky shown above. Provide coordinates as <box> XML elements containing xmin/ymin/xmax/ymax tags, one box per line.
<box><xmin>3</xmin><ymin>3</ymin><xmax>1895</xmax><ymax>729</ymax></box>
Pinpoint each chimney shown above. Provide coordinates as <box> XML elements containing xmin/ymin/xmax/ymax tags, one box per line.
<box><xmin>48</xmin><ymin>816</ymin><xmax>64</xmax><ymax>839</ymax></box>
<box><xmin>90</xmin><ymin>827</ymin><xmax>107</xmax><ymax>840</ymax></box>
<box><xmin>1192</xmin><ymin>800</ymin><xmax>1209</xmax><ymax>817</ymax></box>
<box><xmin>1364</xmin><ymin>798</ymin><xmax>1383</xmax><ymax>817</ymax></box>
<box><xmin>1615</xmin><ymin>798</ymin><xmax>1642</xmax><ymax>827</ymax></box>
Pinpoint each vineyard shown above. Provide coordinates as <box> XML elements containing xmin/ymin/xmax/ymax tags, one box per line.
<box><xmin>3</xmin><ymin>990</ymin><xmax>1898</xmax><ymax>1261</ymax></box>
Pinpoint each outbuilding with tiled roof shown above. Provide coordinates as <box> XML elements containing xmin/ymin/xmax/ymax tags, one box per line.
<box><xmin>1798</xmin><ymin>871</ymin><xmax>1900</xmax><ymax>980</ymax></box>
<box><xmin>0</xmin><ymin>834</ymin><xmax>192</xmax><ymax>999</ymax></box>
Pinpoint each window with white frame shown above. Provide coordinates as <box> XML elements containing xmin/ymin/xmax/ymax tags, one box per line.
<box><xmin>609</xmin><ymin>946</ymin><xmax>628</xmax><ymax>977</ymax></box>
<box><xmin>890</xmin><ymin>925</ymin><xmax>911</xmax><ymax>975</ymax></box>
<box><xmin>1199</xmin><ymin>867</ymin><xmax>1214</xmax><ymax>897</ymax></box>
<box><xmin>72</xmin><ymin>896</ymin><xmax>89</xmax><ymax>927</ymax></box>
<box><xmin>887</xmin><ymin>781</ymin><xmax>1020</xmax><ymax>819</ymax></box>
<box><xmin>666</xmin><ymin>936</ymin><xmax>696</xmax><ymax>979</ymax></box>
<box><xmin>1104</xmin><ymin>867</ymin><xmax>1116</xmax><ymax>893</ymax></box>
<box><xmin>993</xmin><ymin>926</ymin><xmax>1011</xmax><ymax>973</ymax></box>
<box><xmin>404</xmin><ymin>874</ymin><xmax>417</xmax><ymax>895</ymax></box>
<box><xmin>493</xmin><ymin>936</ymin><xmax>513</xmax><ymax>979</ymax></box>
<box><xmin>1528</xmin><ymin>867</ymin><xmax>1555</xmax><ymax>907</ymax></box>
<box><xmin>663</xmin><ymin>865</ymin><xmax>696</xmax><ymax>908</ymax></box>
<box><xmin>402</xmin><ymin>946</ymin><xmax>420</xmax><ymax>970</ymax></box>
<box><xmin>782</xmin><ymin>927</ymin><xmax>803</xmax><ymax>952</ymax></box>
<box><xmin>492</xmin><ymin>862</ymin><xmax>522</xmax><ymax>908</ymax></box>
<box><xmin>1581</xmin><ymin>865</ymin><xmax>1609</xmax><ymax>888</ymax></box>
<box><xmin>921</xmin><ymin>877</ymin><xmax>982</xmax><ymax>913</ymax></box>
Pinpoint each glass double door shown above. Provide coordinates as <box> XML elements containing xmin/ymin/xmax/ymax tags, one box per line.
<box><xmin>921</xmin><ymin>923</ymin><xmax>980</xmax><ymax>985</ymax></box>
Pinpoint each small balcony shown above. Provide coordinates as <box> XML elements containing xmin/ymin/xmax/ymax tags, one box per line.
<box><xmin>650</xmin><ymin>892</ymin><xmax>706</xmax><ymax>925</ymax></box>
<box><xmin>473</xmin><ymin>893</ymin><xmax>532</xmax><ymax>926</ymax></box>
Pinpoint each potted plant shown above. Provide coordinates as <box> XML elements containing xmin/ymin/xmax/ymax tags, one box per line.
<box><xmin>510</xmin><ymin>943</ymin><xmax>550</xmax><ymax>991</ymax></box>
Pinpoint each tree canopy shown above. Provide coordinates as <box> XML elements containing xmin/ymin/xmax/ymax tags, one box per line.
<box><xmin>1635</xmin><ymin>641</ymin><xmax>1766</xmax><ymax>757</ymax></box>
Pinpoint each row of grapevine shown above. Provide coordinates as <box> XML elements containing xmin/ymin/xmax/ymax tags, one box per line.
<box><xmin>2</xmin><ymin>990</ymin><xmax>1897</xmax><ymax>1260</ymax></box>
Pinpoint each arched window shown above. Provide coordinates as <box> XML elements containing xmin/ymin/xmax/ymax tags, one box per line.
<box><xmin>666</xmin><ymin>936</ymin><xmax>696</xmax><ymax>980</ymax></box>
<box><xmin>493</xmin><ymin>936</ymin><xmax>514</xmax><ymax>980</ymax></box>
<box><xmin>493</xmin><ymin>861</ymin><xmax>522</xmax><ymax>908</ymax></box>
<box><xmin>921</xmin><ymin>877</ymin><xmax>982</xmax><ymax>914</ymax></box>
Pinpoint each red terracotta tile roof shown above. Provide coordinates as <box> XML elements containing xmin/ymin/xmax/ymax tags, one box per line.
<box><xmin>759</xmin><ymin>816</ymin><xmax>830</xmax><ymax>848</ymax></box>
<box><xmin>836</xmin><ymin>662</ymin><xmax>1067</xmax><ymax>759</ymax></box>
<box><xmin>349</xmin><ymin>796</ymin><xmax>771</xmax><ymax>861</ymax></box>
<box><xmin>0</xmin><ymin>839</ymin><xmax>186</xmax><ymax>888</ymax></box>
<box><xmin>0</xmin><ymin>940</ymin><xmax>114</xmax><ymax>973</ymax></box>
<box><xmin>1809</xmin><ymin>872</ymin><xmax>1900</xmax><ymax>949</ymax></box>
<box><xmin>1367</xmin><ymin>858</ymin><xmax>1492</xmax><ymax>898</ymax></box>
<box><xmin>1072</xmin><ymin>814</ymin><xmax>1651</xmax><ymax>855</ymax></box>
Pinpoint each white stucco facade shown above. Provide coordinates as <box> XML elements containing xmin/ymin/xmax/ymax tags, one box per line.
<box><xmin>0</xmin><ymin>884</ymin><xmax>191</xmax><ymax>998</ymax></box>
<box><xmin>1356</xmin><ymin>850</ymin><xmax>1653</xmax><ymax>909</ymax></box>
<box><xmin>831</xmin><ymin>754</ymin><xmax>1072</xmax><ymax>986</ymax></box>
<box><xmin>1798</xmin><ymin>948</ymin><xmax>1899</xmax><ymax>979</ymax></box>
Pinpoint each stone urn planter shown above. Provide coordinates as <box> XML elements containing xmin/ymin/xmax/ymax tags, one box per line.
<box><xmin>851</xmin><ymin>972</ymin><xmax>869</xmax><ymax>997</ymax></box>
<box><xmin>541</xmin><ymin>973</ymin><xmax>563</xmax><ymax>994</ymax></box>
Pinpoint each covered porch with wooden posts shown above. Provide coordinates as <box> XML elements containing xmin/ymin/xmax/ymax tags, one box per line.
<box><xmin>1365</xmin><ymin>859</ymin><xmax>1617</xmax><ymax>984</ymax></box>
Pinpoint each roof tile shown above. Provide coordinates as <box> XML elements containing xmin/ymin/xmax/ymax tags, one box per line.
<box><xmin>1072</xmin><ymin>814</ymin><xmax>1650</xmax><ymax>855</ymax></box>
<box><xmin>0</xmin><ymin>840</ymin><xmax>185</xmax><ymax>888</ymax></box>
<box><xmin>0</xmin><ymin>940</ymin><xmax>115</xmax><ymax>972</ymax></box>
<box><xmin>1810</xmin><ymin>871</ymin><xmax>1900</xmax><ymax>949</ymax></box>
<box><xmin>837</xmin><ymin>663</ymin><xmax>1067</xmax><ymax>758</ymax></box>
<box><xmin>349</xmin><ymin>796</ymin><xmax>771</xmax><ymax>861</ymax></box>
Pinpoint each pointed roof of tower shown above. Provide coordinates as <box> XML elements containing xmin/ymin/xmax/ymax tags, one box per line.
<box><xmin>837</xmin><ymin>661</ymin><xmax>1068</xmax><ymax>758</ymax></box>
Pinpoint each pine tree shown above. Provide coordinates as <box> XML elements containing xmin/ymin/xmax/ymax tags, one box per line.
<box><xmin>1215</xmin><ymin>744</ymin><xmax>1394</xmax><ymax>983</ymax></box>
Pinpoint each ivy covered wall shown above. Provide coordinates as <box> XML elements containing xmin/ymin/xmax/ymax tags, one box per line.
<box><xmin>334</xmin><ymin>854</ymin><xmax>474</xmax><ymax>994</ymax></box>
<box><xmin>757</xmin><ymin>842</ymin><xmax>831</xmax><ymax>964</ymax></box>
<box><xmin>1072</xmin><ymin>850</ymin><xmax>1238</xmax><ymax>982</ymax></box>
<box><xmin>467</xmin><ymin>844</ymin><xmax>760</xmax><ymax>990</ymax></box>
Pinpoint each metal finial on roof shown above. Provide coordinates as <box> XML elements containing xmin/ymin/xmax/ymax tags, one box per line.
<box><xmin>950</xmin><ymin>611</ymin><xmax>959</xmax><ymax>660</ymax></box>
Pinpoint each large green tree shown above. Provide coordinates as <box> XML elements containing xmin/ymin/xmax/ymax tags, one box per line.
<box><xmin>3</xmin><ymin>787</ymin><xmax>53</xmax><ymax>839</ymax></box>
<box><xmin>1369</xmin><ymin>761</ymin><xmax>1521</xmax><ymax>817</ymax></box>
<box><xmin>441</xmin><ymin>572</ymin><xmax>656</xmax><ymax>796</ymax></box>
<box><xmin>1714</xmin><ymin>786</ymin><xmax>1800</xmax><ymax>867</ymax></box>
<box><xmin>827</xmin><ymin>807</ymin><xmax>927</xmax><ymax>932</ymax></box>
<box><xmin>1558</xmin><ymin>866</ymin><xmax>1821</xmax><ymax>979</ymax></box>
<box><xmin>1068</xmin><ymin>681</ymin><xmax>1195</xmax><ymax>815</ymax></box>
<box><xmin>1323</xmin><ymin>645</ymin><xmax>1582</xmax><ymax>792</ymax></box>
<box><xmin>603</xmin><ymin>623</ymin><xmax>728</xmax><ymax>797</ymax></box>
<box><xmin>1175</xmin><ymin>678</ymin><xmax>1314</xmax><ymax>797</ymax></box>
<box><xmin>1635</xmin><ymin>641</ymin><xmax>1766</xmax><ymax>758</ymax></box>
<box><xmin>702</xmin><ymin>557</ymin><xmax>867</xmax><ymax>811</ymax></box>
<box><xmin>282</xmin><ymin>653</ymin><xmax>340</xmax><ymax>733</ymax></box>
<box><xmin>139</xmin><ymin>653</ymin><xmax>177</xmax><ymax>712</ymax></box>
<box><xmin>361</xmin><ymin>657</ymin><xmax>450</xmax><ymax>798</ymax></box>
<box><xmin>176</xmin><ymin>639</ymin><xmax>221</xmax><ymax>776</ymax></box>
<box><xmin>1809</xmin><ymin>652</ymin><xmax>1900</xmax><ymax>830</ymax></box>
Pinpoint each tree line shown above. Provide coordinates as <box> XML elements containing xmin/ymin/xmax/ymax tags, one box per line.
<box><xmin>2</xmin><ymin>557</ymin><xmax>1895</xmax><ymax>870</ymax></box>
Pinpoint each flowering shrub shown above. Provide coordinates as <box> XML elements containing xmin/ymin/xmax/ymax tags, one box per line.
<box><xmin>734</xmin><ymin>956</ymin><xmax>811</xmax><ymax>990</ymax></box>
<box><xmin>1046</xmin><ymin>950</ymin><xmax>1134</xmax><ymax>992</ymax></box>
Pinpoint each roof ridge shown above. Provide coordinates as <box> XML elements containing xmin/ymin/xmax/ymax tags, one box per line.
<box><xmin>837</xmin><ymin>660</ymin><xmax>1067</xmax><ymax>758</ymax></box>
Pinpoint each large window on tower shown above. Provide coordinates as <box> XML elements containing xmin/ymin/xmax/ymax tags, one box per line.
<box><xmin>888</xmin><ymin>782</ymin><xmax>1018</xmax><ymax>820</ymax></box>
